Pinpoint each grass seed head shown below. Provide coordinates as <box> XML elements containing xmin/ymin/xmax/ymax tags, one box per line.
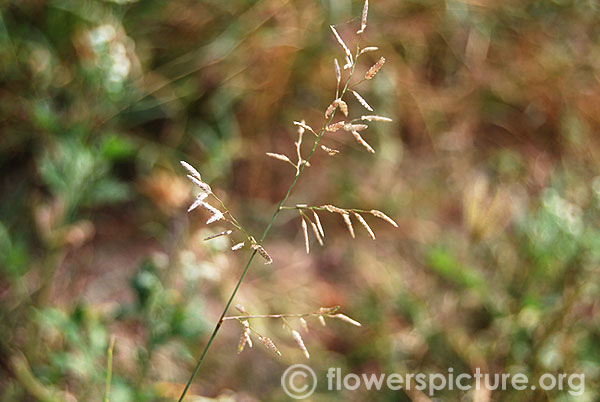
<box><xmin>352</xmin><ymin>131</ymin><xmax>375</xmax><ymax>153</ymax></box>
<box><xmin>333</xmin><ymin>314</ymin><xmax>362</xmax><ymax>327</ymax></box>
<box><xmin>291</xmin><ymin>330</ymin><xmax>310</xmax><ymax>359</ymax></box>
<box><xmin>351</xmin><ymin>90</ymin><xmax>373</xmax><ymax>112</ymax></box>
<box><xmin>353</xmin><ymin>212</ymin><xmax>376</xmax><ymax>239</ymax></box>
<box><xmin>301</xmin><ymin>215</ymin><xmax>310</xmax><ymax>254</ymax></box>
<box><xmin>342</xmin><ymin>213</ymin><xmax>355</xmax><ymax>238</ymax></box>
<box><xmin>357</xmin><ymin>0</ymin><xmax>369</xmax><ymax>34</ymax></box>
<box><xmin>180</xmin><ymin>160</ymin><xmax>202</xmax><ymax>181</ymax></box>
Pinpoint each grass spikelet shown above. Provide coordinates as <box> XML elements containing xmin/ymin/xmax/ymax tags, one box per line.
<box><xmin>310</xmin><ymin>220</ymin><xmax>324</xmax><ymax>246</ymax></box>
<box><xmin>335</xmin><ymin>99</ymin><xmax>349</xmax><ymax>117</ymax></box>
<box><xmin>238</xmin><ymin>320</ymin><xmax>252</xmax><ymax>353</ymax></box>
<box><xmin>266</xmin><ymin>152</ymin><xmax>293</xmax><ymax>164</ymax></box>
<box><xmin>321</xmin><ymin>145</ymin><xmax>340</xmax><ymax>156</ymax></box>
<box><xmin>313</xmin><ymin>210</ymin><xmax>325</xmax><ymax>237</ymax></box>
<box><xmin>322</xmin><ymin>204</ymin><xmax>346</xmax><ymax>214</ymax></box>
<box><xmin>317</xmin><ymin>306</ymin><xmax>340</xmax><ymax>314</ymax></box>
<box><xmin>251</xmin><ymin>243</ymin><xmax>273</xmax><ymax>264</ymax></box>
<box><xmin>359</xmin><ymin>46</ymin><xmax>378</xmax><ymax>56</ymax></box>
<box><xmin>231</xmin><ymin>242</ymin><xmax>245</xmax><ymax>251</ymax></box>
<box><xmin>330</xmin><ymin>25</ymin><xmax>353</xmax><ymax>65</ymax></box>
<box><xmin>318</xmin><ymin>316</ymin><xmax>326</xmax><ymax>326</ymax></box>
<box><xmin>365</xmin><ymin>56</ymin><xmax>385</xmax><ymax>80</ymax></box>
<box><xmin>301</xmin><ymin>215</ymin><xmax>310</xmax><ymax>254</ymax></box>
<box><xmin>299</xmin><ymin>317</ymin><xmax>309</xmax><ymax>332</ymax></box>
<box><xmin>326</xmin><ymin>121</ymin><xmax>346</xmax><ymax>132</ymax></box>
<box><xmin>361</xmin><ymin>115</ymin><xmax>392</xmax><ymax>122</ymax></box>
<box><xmin>342</xmin><ymin>213</ymin><xmax>355</xmax><ymax>238</ymax></box>
<box><xmin>291</xmin><ymin>330</ymin><xmax>310</xmax><ymax>359</ymax></box>
<box><xmin>333</xmin><ymin>314</ymin><xmax>362</xmax><ymax>327</ymax></box>
<box><xmin>187</xmin><ymin>192</ymin><xmax>208</xmax><ymax>212</ymax></box>
<box><xmin>370</xmin><ymin>210</ymin><xmax>399</xmax><ymax>227</ymax></box>
<box><xmin>235</xmin><ymin>304</ymin><xmax>248</xmax><ymax>314</ymax></box>
<box><xmin>180</xmin><ymin>161</ymin><xmax>202</xmax><ymax>181</ymax></box>
<box><xmin>352</xmin><ymin>212</ymin><xmax>375</xmax><ymax>239</ymax></box>
<box><xmin>260</xmin><ymin>337</ymin><xmax>281</xmax><ymax>356</ymax></box>
<box><xmin>204</xmin><ymin>230</ymin><xmax>233</xmax><ymax>241</ymax></box>
<box><xmin>357</xmin><ymin>0</ymin><xmax>369</xmax><ymax>34</ymax></box>
<box><xmin>351</xmin><ymin>90</ymin><xmax>373</xmax><ymax>112</ymax></box>
<box><xmin>344</xmin><ymin>123</ymin><xmax>368</xmax><ymax>132</ymax></box>
<box><xmin>293</xmin><ymin>121</ymin><xmax>316</xmax><ymax>136</ymax></box>
<box><xmin>186</xmin><ymin>175</ymin><xmax>211</xmax><ymax>193</ymax></box>
<box><xmin>206</xmin><ymin>211</ymin><xmax>224</xmax><ymax>225</ymax></box>
<box><xmin>352</xmin><ymin>131</ymin><xmax>375</xmax><ymax>153</ymax></box>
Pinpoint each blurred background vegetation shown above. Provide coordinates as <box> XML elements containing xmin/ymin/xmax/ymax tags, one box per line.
<box><xmin>1</xmin><ymin>0</ymin><xmax>599</xmax><ymax>401</ymax></box>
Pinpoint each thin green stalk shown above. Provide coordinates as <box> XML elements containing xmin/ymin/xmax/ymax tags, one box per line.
<box><xmin>104</xmin><ymin>336</ymin><xmax>115</xmax><ymax>402</ymax></box>
<box><xmin>177</xmin><ymin>37</ymin><xmax>363</xmax><ymax>402</ymax></box>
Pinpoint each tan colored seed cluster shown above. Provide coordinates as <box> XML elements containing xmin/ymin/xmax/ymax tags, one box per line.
<box><xmin>251</xmin><ymin>242</ymin><xmax>273</xmax><ymax>265</ymax></box>
<box><xmin>260</xmin><ymin>336</ymin><xmax>281</xmax><ymax>356</ymax></box>
<box><xmin>326</xmin><ymin>121</ymin><xmax>346</xmax><ymax>132</ymax></box>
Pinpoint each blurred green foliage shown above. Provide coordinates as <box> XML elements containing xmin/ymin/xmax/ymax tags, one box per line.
<box><xmin>1</xmin><ymin>0</ymin><xmax>600</xmax><ymax>401</ymax></box>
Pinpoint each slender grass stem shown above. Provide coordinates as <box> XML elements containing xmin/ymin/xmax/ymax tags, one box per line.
<box><xmin>104</xmin><ymin>336</ymin><xmax>116</xmax><ymax>402</ymax></box>
<box><xmin>177</xmin><ymin>35</ymin><xmax>363</xmax><ymax>402</ymax></box>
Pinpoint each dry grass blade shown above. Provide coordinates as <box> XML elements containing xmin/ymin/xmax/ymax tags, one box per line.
<box><xmin>352</xmin><ymin>212</ymin><xmax>375</xmax><ymax>239</ymax></box>
<box><xmin>321</xmin><ymin>145</ymin><xmax>340</xmax><ymax>156</ymax></box>
<box><xmin>342</xmin><ymin>213</ymin><xmax>355</xmax><ymax>238</ymax></box>
<box><xmin>357</xmin><ymin>0</ymin><xmax>369</xmax><ymax>34</ymax></box>
<box><xmin>330</xmin><ymin>25</ymin><xmax>353</xmax><ymax>65</ymax></box>
<box><xmin>361</xmin><ymin>115</ymin><xmax>392</xmax><ymax>122</ymax></box>
<box><xmin>180</xmin><ymin>161</ymin><xmax>202</xmax><ymax>181</ymax></box>
<box><xmin>313</xmin><ymin>210</ymin><xmax>325</xmax><ymax>237</ymax></box>
<box><xmin>301</xmin><ymin>215</ymin><xmax>310</xmax><ymax>254</ymax></box>
<box><xmin>333</xmin><ymin>314</ymin><xmax>362</xmax><ymax>327</ymax></box>
<box><xmin>351</xmin><ymin>90</ymin><xmax>373</xmax><ymax>112</ymax></box>
<box><xmin>291</xmin><ymin>330</ymin><xmax>310</xmax><ymax>359</ymax></box>
<box><xmin>370</xmin><ymin>209</ymin><xmax>399</xmax><ymax>227</ymax></box>
<box><xmin>352</xmin><ymin>131</ymin><xmax>375</xmax><ymax>153</ymax></box>
<box><xmin>365</xmin><ymin>56</ymin><xmax>386</xmax><ymax>79</ymax></box>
